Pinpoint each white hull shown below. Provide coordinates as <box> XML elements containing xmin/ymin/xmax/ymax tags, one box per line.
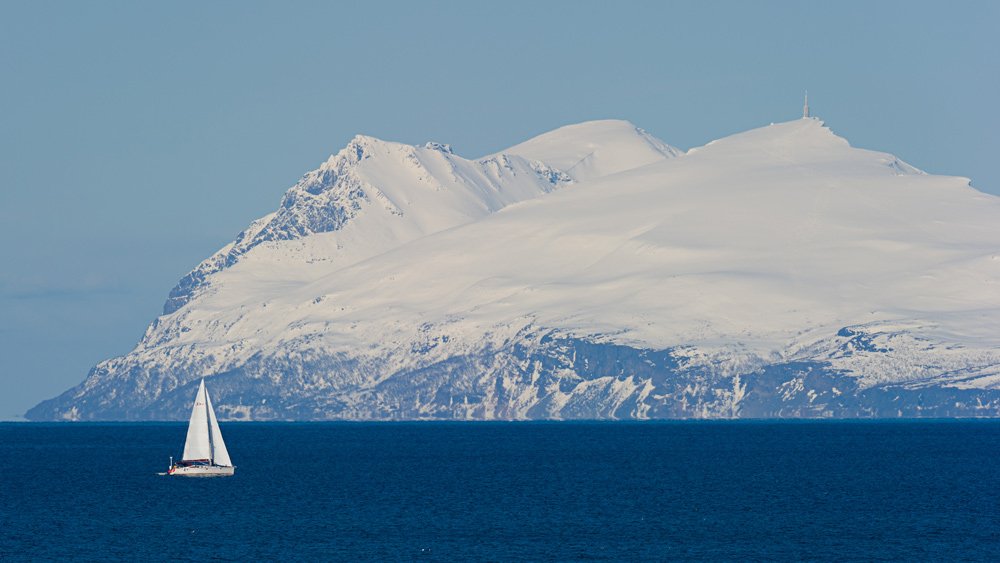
<box><xmin>168</xmin><ymin>464</ymin><xmax>235</xmax><ymax>477</ymax></box>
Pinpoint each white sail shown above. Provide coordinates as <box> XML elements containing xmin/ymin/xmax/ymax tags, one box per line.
<box><xmin>205</xmin><ymin>385</ymin><xmax>232</xmax><ymax>467</ymax></box>
<box><xmin>181</xmin><ymin>380</ymin><xmax>211</xmax><ymax>461</ymax></box>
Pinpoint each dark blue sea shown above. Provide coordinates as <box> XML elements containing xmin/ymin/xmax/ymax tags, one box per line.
<box><xmin>2</xmin><ymin>421</ymin><xmax>1000</xmax><ymax>561</ymax></box>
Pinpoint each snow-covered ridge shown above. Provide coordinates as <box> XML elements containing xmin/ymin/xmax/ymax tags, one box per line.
<box><xmin>164</xmin><ymin>134</ymin><xmax>581</xmax><ymax>314</ymax></box>
<box><xmin>164</xmin><ymin>121</ymin><xmax>673</xmax><ymax>314</ymax></box>
<box><xmin>28</xmin><ymin>118</ymin><xmax>1000</xmax><ymax>421</ymax></box>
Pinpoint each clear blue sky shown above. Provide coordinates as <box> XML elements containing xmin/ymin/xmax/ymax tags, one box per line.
<box><xmin>1</xmin><ymin>1</ymin><xmax>997</xmax><ymax>419</ymax></box>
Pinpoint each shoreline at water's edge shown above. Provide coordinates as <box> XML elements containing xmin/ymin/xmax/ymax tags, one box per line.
<box><xmin>7</xmin><ymin>417</ymin><xmax>1000</xmax><ymax>426</ymax></box>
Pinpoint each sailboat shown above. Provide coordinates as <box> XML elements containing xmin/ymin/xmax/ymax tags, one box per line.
<box><xmin>167</xmin><ymin>379</ymin><xmax>235</xmax><ymax>477</ymax></box>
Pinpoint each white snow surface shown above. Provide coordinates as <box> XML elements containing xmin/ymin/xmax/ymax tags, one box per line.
<box><xmin>498</xmin><ymin>119</ymin><xmax>682</xmax><ymax>182</ymax></box>
<box><xmin>78</xmin><ymin>118</ymin><xmax>1000</xmax><ymax>417</ymax></box>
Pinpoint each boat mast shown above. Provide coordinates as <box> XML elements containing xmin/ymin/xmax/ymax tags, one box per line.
<box><xmin>204</xmin><ymin>382</ymin><xmax>214</xmax><ymax>465</ymax></box>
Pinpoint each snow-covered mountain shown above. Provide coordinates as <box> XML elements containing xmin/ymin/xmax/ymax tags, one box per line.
<box><xmin>28</xmin><ymin>118</ymin><xmax>1000</xmax><ymax>420</ymax></box>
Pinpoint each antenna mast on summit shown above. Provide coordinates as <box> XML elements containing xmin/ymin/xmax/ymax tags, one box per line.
<box><xmin>803</xmin><ymin>91</ymin><xmax>810</xmax><ymax>118</ymax></box>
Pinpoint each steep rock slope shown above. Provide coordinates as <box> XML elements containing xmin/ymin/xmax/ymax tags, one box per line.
<box><xmin>29</xmin><ymin>119</ymin><xmax>1000</xmax><ymax>420</ymax></box>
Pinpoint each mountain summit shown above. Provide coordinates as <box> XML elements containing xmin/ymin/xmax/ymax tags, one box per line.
<box><xmin>28</xmin><ymin>118</ymin><xmax>1000</xmax><ymax>420</ymax></box>
<box><xmin>498</xmin><ymin>119</ymin><xmax>682</xmax><ymax>182</ymax></box>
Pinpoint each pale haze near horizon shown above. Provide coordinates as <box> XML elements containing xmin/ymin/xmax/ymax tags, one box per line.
<box><xmin>1</xmin><ymin>1</ymin><xmax>997</xmax><ymax>419</ymax></box>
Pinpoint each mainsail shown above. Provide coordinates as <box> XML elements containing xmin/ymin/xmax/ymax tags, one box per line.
<box><xmin>181</xmin><ymin>379</ymin><xmax>232</xmax><ymax>466</ymax></box>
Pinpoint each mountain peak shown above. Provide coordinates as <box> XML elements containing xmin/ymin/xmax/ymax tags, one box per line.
<box><xmin>700</xmin><ymin>118</ymin><xmax>845</xmax><ymax>148</ymax></box>
<box><xmin>348</xmin><ymin>133</ymin><xmax>385</xmax><ymax>146</ymax></box>
<box><xmin>423</xmin><ymin>141</ymin><xmax>454</xmax><ymax>154</ymax></box>
<box><xmin>496</xmin><ymin>119</ymin><xmax>682</xmax><ymax>182</ymax></box>
<box><xmin>317</xmin><ymin>134</ymin><xmax>397</xmax><ymax>168</ymax></box>
<box><xmin>688</xmin><ymin>118</ymin><xmax>924</xmax><ymax>176</ymax></box>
